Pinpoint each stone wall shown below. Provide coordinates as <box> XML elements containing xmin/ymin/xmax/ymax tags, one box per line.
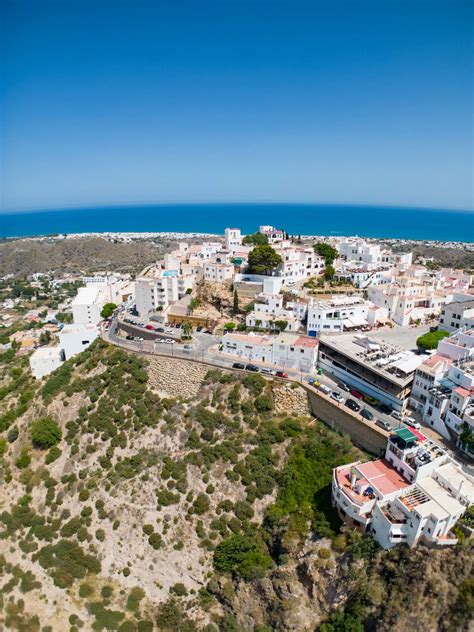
<box><xmin>303</xmin><ymin>385</ymin><xmax>389</xmax><ymax>456</ymax></box>
<box><xmin>148</xmin><ymin>357</ymin><xmax>209</xmax><ymax>399</ymax></box>
<box><xmin>273</xmin><ymin>383</ymin><xmax>311</xmax><ymax>416</ymax></box>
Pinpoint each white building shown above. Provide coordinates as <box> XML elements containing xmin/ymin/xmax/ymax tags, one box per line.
<box><xmin>332</xmin><ymin>426</ymin><xmax>473</xmax><ymax>549</ymax></box>
<box><xmin>259</xmin><ymin>225</ymin><xmax>285</xmax><ymax>244</ymax></box>
<box><xmin>245</xmin><ymin>293</ymin><xmax>307</xmax><ymax>332</ymax></box>
<box><xmin>224</xmin><ymin>228</ymin><xmax>242</xmax><ymax>251</ymax></box>
<box><xmin>29</xmin><ymin>346</ymin><xmax>64</xmax><ymax>379</ymax></box>
<box><xmin>135</xmin><ymin>269</ymin><xmax>196</xmax><ymax>319</ymax></box>
<box><xmin>71</xmin><ymin>286</ymin><xmax>106</xmax><ymax>326</ymax></box>
<box><xmin>306</xmin><ymin>296</ymin><xmax>371</xmax><ymax>335</ymax></box>
<box><xmin>59</xmin><ymin>324</ymin><xmax>99</xmax><ymax>360</ymax></box>
<box><xmin>439</xmin><ymin>299</ymin><xmax>474</xmax><ymax>333</ymax></box>
<box><xmin>204</xmin><ymin>261</ymin><xmax>235</xmax><ymax>283</ymax></box>
<box><xmin>409</xmin><ymin>329</ymin><xmax>474</xmax><ymax>452</ymax></box>
<box><xmin>274</xmin><ymin>245</ymin><xmax>325</xmax><ymax>283</ymax></box>
<box><xmin>221</xmin><ymin>331</ymin><xmax>318</xmax><ymax>372</ymax></box>
<box><xmin>367</xmin><ymin>281</ymin><xmax>447</xmax><ymax>326</ymax></box>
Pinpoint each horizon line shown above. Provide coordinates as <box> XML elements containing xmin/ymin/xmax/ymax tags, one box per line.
<box><xmin>2</xmin><ymin>201</ymin><xmax>473</xmax><ymax>215</ymax></box>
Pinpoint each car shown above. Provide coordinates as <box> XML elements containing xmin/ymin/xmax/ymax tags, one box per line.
<box><xmin>232</xmin><ymin>362</ymin><xmax>245</xmax><ymax>370</ymax></box>
<box><xmin>318</xmin><ymin>384</ymin><xmax>331</xmax><ymax>395</ymax></box>
<box><xmin>376</xmin><ymin>419</ymin><xmax>392</xmax><ymax>431</ymax></box>
<box><xmin>391</xmin><ymin>410</ymin><xmax>404</xmax><ymax>421</ymax></box>
<box><xmin>345</xmin><ymin>399</ymin><xmax>362</xmax><ymax>413</ymax></box>
<box><xmin>164</xmin><ymin>338</ymin><xmax>175</xmax><ymax>344</ymax></box>
<box><xmin>350</xmin><ymin>389</ymin><xmax>364</xmax><ymax>400</ymax></box>
<box><xmin>403</xmin><ymin>417</ymin><xmax>421</xmax><ymax>430</ymax></box>
<box><xmin>379</xmin><ymin>404</ymin><xmax>392</xmax><ymax>414</ymax></box>
<box><xmin>126</xmin><ymin>335</ymin><xmax>134</xmax><ymax>340</ymax></box>
<box><xmin>175</xmin><ymin>323</ymin><xmax>182</xmax><ymax>329</ymax></box>
<box><xmin>145</xmin><ymin>324</ymin><xmax>154</xmax><ymax>330</ymax></box>
<box><xmin>196</xmin><ymin>326</ymin><xmax>203</xmax><ymax>332</ymax></box>
<box><xmin>275</xmin><ymin>371</ymin><xmax>289</xmax><ymax>378</ymax></box>
<box><xmin>429</xmin><ymin>326</ymin><xmax>438</xmax><ymax>332</ymax></box>
<box><xmin>155</xmin><ymin>327</ymin><xmax>164</xmax><ymax>332</ymax></box>
<box><xmin>286</xmin><ymin>280</ymin><xmax>295</xmax><ymax>286</ymax></box>
<box><xmin>339</xmin><ymin>382</ymin><xmax>351</xmax><ymax>393</ymax></box>
<box><xmin>204</xmin><ymin>329</ymin><xmax>213</xmax><ymax>334</ymax></box>
<box><xmin>164</xmin><ymin>328</ymin><xmax>174</xmax><ymax>334</ymax></box>
<box><xmin>363</xmin><ymin>395</ymin><xmax>379</xmax><ymax>406</ymax></box>
<box><xmin>308</xmin><ymin>377</ymin><xmax>321</xmax><ymax>387</ymax></box>
<box><xmin>331</xmin><ymin>391</ymin><xmax>344</xmax><ymax>403</ymax></box>
<box><xmin>360</xmin><ymin>408</ymin><xmax>374</xmax><ymax>421</ymax></box>
<box><xmin>245</xmin><ymin>364</ymin><xmax>259</xmax><ymax>372</ymax></box>
<box><xmin>183</xmin><ymin>344</ymin><xmax>192</xmax><ymax>350</ymax></box>
<box><xmin>134</xmin><ymin>336</ymin><xmax>144</xmax><ymax>342</ymax></box>
<box><xmin>260</xmin><ymin>367</ymin><xmax>276</xmax><ymax>375</ymax></box>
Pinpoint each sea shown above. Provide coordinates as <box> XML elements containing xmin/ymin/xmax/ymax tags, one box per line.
<box><xmin>0</xmin><ymin>204</ymin><xmax>473</xmax><ymax>242</ymax></box>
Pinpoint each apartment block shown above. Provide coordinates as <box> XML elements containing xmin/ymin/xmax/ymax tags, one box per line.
<box><xmin>332</xmin><ymin>426</ymin><xmax>473</xmax><ymax>549</ymax></box>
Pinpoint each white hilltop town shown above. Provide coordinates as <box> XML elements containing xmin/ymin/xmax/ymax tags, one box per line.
<box><xmin>6</xmin><ymin>224</ymin><xmax>472</xmax><ymax>550</ymax></box>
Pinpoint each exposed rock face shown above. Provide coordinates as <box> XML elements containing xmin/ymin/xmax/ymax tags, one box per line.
<box><xmin>273</xmin><ymin>383</ymin><xmax>310</xmax><ymax>416</ymax></box>
<box><xmin>148</xmin><ymin>356</ymin><xmax>209</xmax><ymax>399</ymax></box>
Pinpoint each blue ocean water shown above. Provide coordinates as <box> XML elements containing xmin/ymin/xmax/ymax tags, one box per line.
<box><xmin>0</xmin><ymin>204</ymin><xmax>473</xmax><ymax>242</ymax></box>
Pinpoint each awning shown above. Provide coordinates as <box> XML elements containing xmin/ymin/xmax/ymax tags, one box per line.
<box><xmin>343</xmin><ymin>316</ymin><xmax>369</xmax><ymax>328</ymax></box>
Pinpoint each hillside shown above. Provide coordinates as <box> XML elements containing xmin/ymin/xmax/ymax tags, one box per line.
<box><xmin>0</xmin><ymin>237</ymin><xmax>173</xmax><ymax>278</ymax></box>
<box><xmin>0</xmin><ymin>342</ymin><xmax>472</xmax><ymax>631</ymax></box>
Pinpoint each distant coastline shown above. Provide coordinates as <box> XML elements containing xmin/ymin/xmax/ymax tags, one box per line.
<box><xmin>1</xmin><ymin>203</ymin><xmax>473</xmax><ymax>242</ymax></box>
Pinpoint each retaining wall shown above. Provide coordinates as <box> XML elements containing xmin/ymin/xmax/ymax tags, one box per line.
<box><xmin>303</xmin><ymin>385</ymin><xmax>389</xmax><ymax>456</ymax></box>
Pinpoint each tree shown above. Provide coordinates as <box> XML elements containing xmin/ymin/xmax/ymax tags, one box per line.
<box><xmin>232</xmin><ymin>291</ymin><xmax>239</xmax><ymax>314</ymax></box>
<box><xmin>324</xmin><ymin>265</ymin><xmax>335</xmax><ymax>281</ymax></box>
<box><xmin>100</xmin><ymin>303</ymin><xmax>117</xmax><ymax>319</ymax></box>
<box><xmin>39</xmin><ymin>331</ymin><xmax>52</xmax><ymax>346</ymax></box>
<box><xmin>181</xmin><ymin>321</ymin><xmax>192</xmax><ymax>339</ymax></box>
<box><xmin>248</xmin><ymin>245</ymin><xmax>283</xmax><ymax>276</ymax></box>
<box><xmin>314</xmin><ymin>242</ymin><xmax>338</xmax><ymax>265</ymax></box>
<box><xmin>31</xmin><ymin>417</ymin><xmax>62</xmax><ymax>449</ymax></box>
<box><xmin>416</xmin><ymin>330</ymin><xmax>449</xmax><ymax>351</ymax></box>
<box><xmin>242</xmin><ymin>232</ymin><xmax>268</xmax><ymax>246</ymax></box>
<box><xmin>188</xmin><ymin>298</ymin><xmax>200</xmax><ymax>313</ymax></box>
<box><xmin>274</xmin><ymin>320</ymin><xmax>288</xmax><ymax>331</ymax></box>
<box><xmin>224</xmin><ymin>322</ymin><xmax>236</xmax><ymax>331</ymax></box>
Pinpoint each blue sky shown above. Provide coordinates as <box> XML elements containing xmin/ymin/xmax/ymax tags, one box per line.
<box><xmin>1</xmin><ymin>0</ymin><xmax>472</xmax><ymax>212</ymax></box>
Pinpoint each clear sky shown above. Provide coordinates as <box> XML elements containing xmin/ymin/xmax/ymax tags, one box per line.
<box><xmin>1</xmin><ymin>0</ymin><xmax>472</xmax><ymax>212</ymax></box>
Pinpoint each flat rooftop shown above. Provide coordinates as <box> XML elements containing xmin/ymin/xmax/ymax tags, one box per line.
<box><xmin>356</xmin><ymin>460</ymin><xmax>411</xmax><ymax>496</ymax></box>
<box><xmin>319</xmin><ymin>331</ymin><xmax>425</xmax><ymax>385</ymax></box>
<box><xmin>31</xmin><ymin>345</ymin><xmax>63</xmax><ymax>360</ymax></box>
<box><xmin>71</xmin><ymin>286</ymin><xmax>101</xmax><ymax>305</ymax></box>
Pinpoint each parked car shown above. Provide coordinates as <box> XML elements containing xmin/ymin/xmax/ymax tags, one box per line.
<box><xmin>260</xmin><ymin>367</ymin><xmax>276</xmax><ymax>375</ymax></box>
<box><xmin>376</xmin><ymin>419</ymin><xmax>392</xmax><ymax>431</ymax></box>
<box><xmin>245</xmin><ymin>364</ymin><xmax>259</xmax><ymax>372</ymax></box>
<box><xmin>308</xmin><ymin>377</ymin><xmax>321</xmax><ymax>387</ymax></box>
<box><xmin>232</xmin><ymin>362</ymin><xmax>245</xmax><ymax>370</ymax></box>
<box><xmin>345</xmin><ymin>399</ymin><xmax>362</xmax><ymax>413</ymax></box>
<box><xmin>318</xmin><ymin>384</ymin><xmax>331</xmax><ymax>395</ymax></box>
<box><xmin>196</xmin><ymin>326</ymin><xmax>203</xmax><ymax>332</ymax></box>
<box><xmin>155</xmin><ymin>327</ymin><xmax>164</xmax><ymax>332</ymax></box>
<box><xmin>204</xmin><ymin>329</ymin><xmax>213</xmax><ymax>334</ymax></box>
<box><xmin>403</xmin><ymin>417</ymin><xmax>421</xmax><ymax>431</ymax></box>
<box><xmin>339</xmin><ymin>382</ymin><xmax>350</xmax><ymax>393</ymax></box>
<box><xmin>126</xmin><ymin>335</ymin><xmax>134</xmax><ymax>340</ymax></box>
<box><xmin>360</xmin><ymin>408</ymin><xmax>374</xmax><ymax>421</ymax></box>
<box><xmin>134</xmin><ymin>336</ymin><xmax>144</xmax><ymax>342</ymax></box>
<box><xmin>331</xmin><ymin>391</ymin><xmax>344</xmax><ymax>403</ymax></box>
<box><xmin>379</xmin><ymin>403</ymin><xmax>392</xmax><ymax>414</ymax></box>
<box><xmin>145</xmin><ymin>324</ymin><xmax>154</xmax><ymax>330</ymax></box>
<box><xmin>164</xmin><ymin>328</ymin><xmax>174</xmax><ymax>334</ymax></box>
<box><xmin>391</xmin><ymin>410</ymin><xmax>404</xmax><ymax>421</ymax></box>
<box><xmin>174</xmin><ymin>323</ymin><xmax>182</xmax><ymax>329</ymax></box>
<box><xmin>350</xmin><ymin>389</ymin><xmax>364</xmax><ymax>400</ymax></box>
<box><xmin>275</xmin><ymin>371</ymin><xmax>288</xmax><ymax>379</ymax></box>
<box><xmin>363</xmin><ymin>395</ymin><xmax>379</xmax><ymax>406</ymax></box>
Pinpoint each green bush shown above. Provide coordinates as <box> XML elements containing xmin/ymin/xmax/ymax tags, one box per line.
<box><xmin>31</xmin><ymin>417</ymin><xmax>62</xmax><ymax>449</ymax></box>
<box><xmin>126</xmin><ymin>586</ymin><xmax>145</xmax><ymax>611</ymax></box>
<box><xmin>170</xmin><ymin>582</ymin><xmax>188</xmax><ymax>596</ymax></box>
<box><xmin>45</xmin><ymin>446</ymin><xmax>61</xmax><ymax>464</ymax></box>
<box><xmin>213</xmin><ymin>534</ymin><xmax>273</xmax><ymax>580</ymax></box>
<box><xmin>15</xmin><ymin>447</ymin><xmax>31</xmax><ymax>469</ymax></box>
<box><xmin>416</xmin><ymin>330</ymin><xmax>449</xmax><ymax>351</ymax></box>
<box><xmin>148</xmin><ymin>533</ymin><xmax>162</xmax><ymax>550</ymax></box>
